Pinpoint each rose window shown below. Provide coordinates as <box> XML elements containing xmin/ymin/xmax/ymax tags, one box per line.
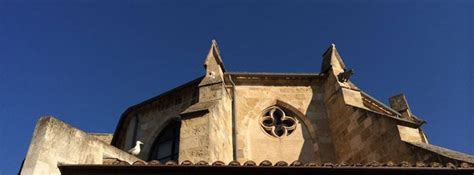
<box><xmin>260</xmin><ymin>106</ymin><xmax>297</xmax><ymax>137</ymax></box>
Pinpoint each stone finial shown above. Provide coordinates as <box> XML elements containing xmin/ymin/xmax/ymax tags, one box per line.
<box><xmin>199</xmin><ymin>39</ymin><xmax>226</xmax><ymax>87</ymax></box>
<box><xmin>321</xmin><ymin>43</ymin><xmax>347</xmax><ymax>74</ymax></box>
<box><xmin>204</xmin><ymin>40</ymin><xmax>225</xmax><ymax>70</ymax></box>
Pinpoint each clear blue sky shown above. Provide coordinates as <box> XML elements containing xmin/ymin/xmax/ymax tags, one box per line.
<box><xmin>0</xmin><ymin>0</ymin><xmax>473</xmax><ymax>174</ymax></box>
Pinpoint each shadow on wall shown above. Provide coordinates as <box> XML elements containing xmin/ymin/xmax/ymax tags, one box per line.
<box><xmin>299</xmin><ymin>83</ymin><xmax>336</xmax><ymax>163</ymax></box>
<box><xmin>272</xmin><ymin>99</ymin><xmax>320</xmax><ymax>163</ymax></box>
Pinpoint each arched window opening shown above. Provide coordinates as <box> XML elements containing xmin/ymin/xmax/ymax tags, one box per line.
<box><xmin>149</xmin><ymin>119</ymin><xmax>181</xmax><ymax>162</ymax></box>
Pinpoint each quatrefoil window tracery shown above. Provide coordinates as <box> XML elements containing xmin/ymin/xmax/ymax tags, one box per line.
<box><xmin>260</xmin><ymin>106</ymin><xmax>297</xmax><ymax>137</ymax></box>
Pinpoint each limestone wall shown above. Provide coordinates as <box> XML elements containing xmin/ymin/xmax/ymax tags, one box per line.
<box><xmin>89</xmin><ymin>133</ymin><xmax>113</xmax><ymax>144</ymax></box>
<box><xmin>119</xmin><ymin>83</ymin><xmax>199</xmax><ymax>160</ymax></box>
<box><xmin>179</xmin><ymin>112</ymin><xmax>211</xmax><ymax>162</ymax></box>
<box><xmin>233</xmin><ymin>84</ymin><xmax>335</xmax><ymax>163</ymax></box>
<box><xmin>326</xmin><ymin>104</ymin><xmax>415</xmax><ymax>163</ymax></box>
<box><xmin>20</xmin><ymin>116</ymin><xmax>140</xmax><ymax>175</ymax></box>
<box><xmin>208</xmin><ymin>87</ymin><xmax>233</xmax><ymax>162</ymax></box>
<box><xmin>179</xmin><ymin>84</ymin><xmax>233</xmax><ymax>163</ymax></box>
<box><xmin>322</xmin><ymin>71</ymin><xmax>413</xmax><ymax>163</ymax></box>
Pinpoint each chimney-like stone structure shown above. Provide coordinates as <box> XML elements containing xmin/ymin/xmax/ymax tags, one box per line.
<box><xmin>389</xmin><ymin>94</ymin><xmax>413</xmax><ymax>120</ymax></box>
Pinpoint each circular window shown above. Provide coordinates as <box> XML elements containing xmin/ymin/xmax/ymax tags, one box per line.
<box><xmin>260</xmin><ymin>106</ymin><xmax>297</xmax><ymax>137</ymax></box>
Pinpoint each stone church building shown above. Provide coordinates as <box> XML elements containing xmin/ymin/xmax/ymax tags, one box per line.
<box><xmin>20</xmin><ymin>41</ymin><xmax>474</xmax><ymax>175</ymax></box>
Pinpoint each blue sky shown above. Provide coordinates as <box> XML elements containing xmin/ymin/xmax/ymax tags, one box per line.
<box><xmin>0</xmin><ymin>0</ymin><xmax>473</xmax><ymax>174</ymax></box>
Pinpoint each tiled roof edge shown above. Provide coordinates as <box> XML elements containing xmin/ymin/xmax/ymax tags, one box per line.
<box><xmin>66</xmin><ymin>159</ymin><xmax>474</xmax><ymax>168</ymax></box>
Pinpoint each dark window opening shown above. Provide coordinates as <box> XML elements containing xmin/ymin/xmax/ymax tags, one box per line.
<box><xmin>149</xmin><ymin>119</ymin><xmax>181</xmax><ymax>162</ymax></box>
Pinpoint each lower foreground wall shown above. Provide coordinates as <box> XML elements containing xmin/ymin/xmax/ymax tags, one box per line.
<box><xmin>20</xmin><ymin>116</ymin><xmax>140</xmax><ymax>175</ymax></box>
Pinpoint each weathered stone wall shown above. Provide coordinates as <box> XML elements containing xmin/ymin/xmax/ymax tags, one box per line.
<box><xmin>119</xmin><ymin>82</ymin><xmax>199</xmax><ymax>160</ymax></box>
<box><xmin>179</xmin><ymin>112</ymin><xmax>211</xmax><ymax>162</ymax></box>
<box><xmin>329</xmin><ymin>106</ymin><xmax>474</xmax><ymax>164</ymax></box>
<box><xmin>398</xmin><ymin>125</ymin><xmax>424</xmax><ymax>143</ymax></box>
<box><xmin>322</xmin><ymin>70</ymin><xmax>413</xmax><ymax>163</ymax></box>
<box><xmin>21</xmin><ymin>116</ymin><xmax>140</xmax><ymax>175</ymax></box>
<box><xmin>327</xmin><ymin>105</ymin><xmax>415</xmax><ymax>163</ymax></box>
<box><xmin>209</xmin><ymin>86</ymin><xmax>233</xmax><ymax>162</ymax></box>
<box><xmin>179</xmin><ymin>82</ymin><xmax>233</xmax><ymax>163</ymax></box>
<box><xmin>89</xmin><ymin>133</ymin><xmax>114</xmax><ymax>144</ymax></box>
<box><xmin>234</xmin><ymin>83</ymin><xmax>335</xmax><ymax>163</ymax></box>
<box><xmin>321</xmin><ymin>71</ymin><xmax>446</xmax><ymax>164</ymax></box>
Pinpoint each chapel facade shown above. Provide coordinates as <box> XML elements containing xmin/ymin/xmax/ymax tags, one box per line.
<box><xmin>20</xmin><ymin>40</ymin><xmax>474</xmax><ymax>175</ymax></box>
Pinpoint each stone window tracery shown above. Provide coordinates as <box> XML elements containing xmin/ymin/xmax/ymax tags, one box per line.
<box><xmin>260</xmin><ymin>106</ymin><xmax>297</xmax><ymax>137</ymax></box>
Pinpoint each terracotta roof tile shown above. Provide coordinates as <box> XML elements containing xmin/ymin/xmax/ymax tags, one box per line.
<box><xmin>324</xmin><ymin>163</ymin><xmax>336</xmax><ymax>167</ymax></box>
<box><xmin>108</xmin><ymin>160</ymin><xmax>473</xmax><ymax>169</ymax></box>
<box><xmin>415</xmin><ymin>161</ymin><xmax>427</xmax><ymax>167</ymax></box>
<box><xmin>243</xmin><ymin>160</ymin><xmax>256</xmax><ymax>166</ymax></box>
<box><xmin>212</xmin><ymin>161</ymin><xmax>225</xmax><ymax>166</ymax></box>
<box><xmin>259</xmin><ymin>160</ymin><xmax>272</xmax><ymax>166</ymax></box>
<box><xmin>195</xmin><ymin>160</ymin><xmax>209</xmax><ymax>166</ymax></box>
<box><xmin>366</xmin><ymin>161</ymin><xmax>380</xmax><ymax>167</ymax></box>
<box><xmin>290</xmin><ymin>160</ymin><xmax>303</xmax><ymax>166</ymax></box>
<box><xmin>164</xmin><ymin>160</ymin><xmax>178</xmax><ymax>166</ymax></box>
<box><xmin>180</xmin><ymin>160</ymin><xmax>193</xmax><ymax>166</ymax></box>
<box><xmin>148</xmin><ymin>160</ymin><xmax>161</xmax><ymax>165</ymax></box>
<box><xmin>383</xmin><ymin>161</ymin><xmax>396</xmax><ymax>167</ymax></box>
<box><xmin>430</xmin><ymin>162</ymin><xmax>442</xmax><ymax>167</ymax></box>
<box><xmin>132</xmin><ymin>160</ymin><xmax>147</xmax><ymax>166</ymax></box>
<box><xmin>228</xmin><ymin>160</ymin><xmax>241</xmax><ymax>166</ymax></box>
<box><xmin>304</xmin><ymin>161</ymin><xmax>319</xmax><ymax>166</ymax></box>
<box><xmin>274</xmin><ymin>161</ymin><xmax>288</xmax><ymax>166</ymax></box>
<box><xmin>461</xmin><ymin>162</ymin><xmax>471</xmax><ymax>168</ymax></box>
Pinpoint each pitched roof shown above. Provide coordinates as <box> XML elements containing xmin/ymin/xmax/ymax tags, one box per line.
<box><xmin>111</xmin><ymin>76</ymin><xmax>203</xmax><ymax>147</ymax></box>
<box><xmin>406</xmin><ymin>141</ymin><xmax>474</xmax><ymax>164</ymax></box>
